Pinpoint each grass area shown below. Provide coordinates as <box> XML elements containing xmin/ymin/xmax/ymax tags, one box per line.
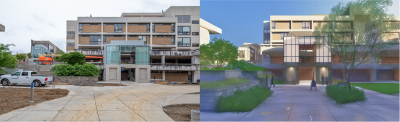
<box><xmin>217</xmin><ymin>86</ymin><xmax>273</xmax><ymax>112</ymax></box>
<box><xmin>332</xmin><ymin>78</ymin><xmax>346</xmax><ymax>85</ymax></box>
<box><xmin>200</xmin><ymin>78</ymin><xmax>249</xmax><ymax>88</ymax></box>
<box><xmin>350</xmin><ymin>83</ymin><xmax>399</xmax><ymax>95</ymax></box>
<box><xmin>326</xmin><ymin>85</ymin><xmax>366</xmax><ymax>104</ymax></box>
<box><xmin>200</xmin><ymin>67</ymin><xmax>235</xmax><ymax>70</ymax></box>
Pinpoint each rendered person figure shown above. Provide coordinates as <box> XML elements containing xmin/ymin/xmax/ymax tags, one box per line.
<box><xmin>292</xmin><ymin>75</ymin><xmax>295</xmax><ymax>85</ymax></box>
<box><xmin>311</xmin><ymin>78</ymin><xmax>317</xmax><ymax>90</ymax></box>
<box><xmin>321</xmin><ymin>74</ymin><xmax>325</xmax><ymax>85</ymax></box>
<box><xmin>270</xmin><ymin>75</ymin><xmax>275</xmax><ymax>87</ymax></box>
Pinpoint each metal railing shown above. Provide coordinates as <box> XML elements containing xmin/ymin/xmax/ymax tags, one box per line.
<box><xmin>331</xmin><ymin>61</ymin><xmax>399</xmax><ymax>64</ymax></box>
<box><xmin>76</xmin><ymin>50</ymin><xmax>104</xmax><ymax>55</ymax></box>
<box><xmin>150</xmin><ymin>49</ymin><xmax>200</xmax><ymax>56</ymax></box>
<box><xmin>86</xmin><ymin>62</ymin><xmax>104</xmax><ymax>69</ymax></box>
<box><xmin>150</xmin><ymin>63</ymin><xmax>200</xmax><ymax>70</ymax></box>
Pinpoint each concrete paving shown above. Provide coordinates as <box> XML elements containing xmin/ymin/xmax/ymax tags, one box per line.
<box><xmin>0</xmin><ymin>81</ymin><xmax>199</xmax><ymax>121</ymax></box>
<box><xmin>201</xmin><ymin>85</ymin><xmax>399</xmax><ymax>121</ymax></box>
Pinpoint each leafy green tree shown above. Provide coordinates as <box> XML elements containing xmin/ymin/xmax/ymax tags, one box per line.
<box><xmin>313</xmin><ymin>0</ymin><xmax>398</xmax><ymax>90</ymax></box>
<box><xmin>0</xmin><ymin>43</ymin><xmax>18</xmax><ymax>74</ymax></box>
<box><xmin>15</xmin><ymin>54</ymin><xmax>26</xmax><ymax>61</ymax></box>
<box><xmin>27</xmin><ymin>52</ymin><xmax>31</xmax><ymax>58</ymax></box>
<box><xmin>200</xmin><ymin>37</ymin><xmax>238</xmax><ymax>68</ymax></box>
<box><xmin>54</xmin><ymin>50</ymin><xmax>65</xmax><ymax>61</ymax></box>
<box><xmin>59</xmin><ymin>52</ymin><xmax>86</xmax><ymax>65</ymax></box>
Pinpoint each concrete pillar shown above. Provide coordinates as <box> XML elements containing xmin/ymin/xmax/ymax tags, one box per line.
<box><xmin>150</xmin><ymin>22</ymin><xmax>153</xmax><ymax>49</ymax></box>
<box><xmin>125</xmin><ymin>22</ymin><xmax>128</xmax><ymax>40</ymax></box>
<box><xmin>101</xmin><ymin>22</ymin><xmax>104</xmax><ymax>49</ymax></box>
<box><xmin>162</xmin><ymin>70</ymin><xmax>165</xmax><ymax>81</ymax></box>
<box><xmin>328</xmin><ymin>66</ymin><xmax>332</xmax><ymax>84</ymax></box>
<box><xmin>161</xmin><ymin>55</ymin><xmax>165</xmax><ymax>66</ymax></box>
<box><xmin>370</xmin><ymin>69</ymin><xmax>377</xmax><ymax>81</ymax></box>
<box><xmin>295</xmin><ymin>66</ymin><xmax>299</xmax><ymax>84</ymax></box>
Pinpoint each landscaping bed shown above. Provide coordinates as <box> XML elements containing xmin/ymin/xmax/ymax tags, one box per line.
<box><xmin>326</xmin><ymin>85</ymin><xmax>366</xmax><ymax>104</ymax></box>
<box><xmin>351</xmin><ymin>83</ymin><xmax>399</xmax><ymax>94</ymax></box>
<box><xmin>217</xmin><ymin>86</ymin><xmax>272</xmax><ymax>112</ymax></box>
<box><xmin>200</xmin><ymin>78</ymin><xmax>249</xmax><ymax>88</ymax></box>
<box><xmin>162</xmin><ymin>104</ymin><xmax>200</xmax><ymax>121</ymax></box>
<box><xmin>0</xmin><ymin>88</ymin><xmax>69</xmax><ymax>115</ymax></box>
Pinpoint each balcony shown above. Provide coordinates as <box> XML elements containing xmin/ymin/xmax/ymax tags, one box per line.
<box><xmin>150</xmin><ymin>63</ymin><xmax>200</xmax><ymax>71</ymax></box>
<box><xmin>150</xmin><ymin>50</ymin><xmax>200</xmax><ymax>56</ymax></box>
<box><xmin>66</xmin><ymin>35</ymin><xmax>75</xmax><ymax>39</ymax></box>
<box><xmin>76</xmin><ymin>50</ymin><xmax>104</xmax><ymax>55</ymax></box>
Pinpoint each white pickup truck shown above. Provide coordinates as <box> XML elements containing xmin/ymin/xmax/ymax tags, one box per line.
<box><xmin>0</xmin><ymin>71</ymin><xmax>53</xmax><ymax>87</ymax></box>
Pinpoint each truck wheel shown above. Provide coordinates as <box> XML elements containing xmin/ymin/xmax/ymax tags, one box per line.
<box><xmin>1</xmin><ymin>79</ymin><xmax>9</xmax><ymax>86</ymax></box>
<box><xmin>33</xmin><ymin>81</ymin><xmax>41</xmax><ymax>87</ymax></box>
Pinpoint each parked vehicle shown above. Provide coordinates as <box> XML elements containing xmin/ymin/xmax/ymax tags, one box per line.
<box><xmin>0</xmin><ymin>71</ymin><xmax>52</xmax><ymax>87</ymax></box>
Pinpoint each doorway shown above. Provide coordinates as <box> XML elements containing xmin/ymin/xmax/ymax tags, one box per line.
<box><xmin>299</xmin><ymin>67</ymin><xmax>314</xmax><ymax>85</ymax></box>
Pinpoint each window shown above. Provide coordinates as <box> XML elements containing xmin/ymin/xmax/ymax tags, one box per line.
<box><xmin>21</xmin><ymin>72</ymin><xmax>28</xmax><ymax>76</ymax></box>
<box><xmin>192</xmin><ymin>32</ymin><xmax>199</xmax><ymax>35</ymax></box>
<box><xmin>271</xmin><ymin>22</ymin><xmax>275</xmax><ymax>29</ymax></box>
<box><xmin>114</xmin><ymin>24</ymin><xmax>123</xmax><ymax>32</ymax></box>
<box><xmin>178</xmin><ymin>26</ymin><xmax>191</xmax><ymax>35</ymax></box>
<box><xmin>192</xmin><ymin>43</ymin><xmax>199</xmax><ymax>47</ymax></box>
<box><xmin>281</xmin><ymin>33</ymin><xmax>289</xmax><ymax>40</ymax></box>
<box><xmin>13</xmin><ymin>72</ymin><xmax>21</xmax><ymax>76</ymax></box>
<box><xmin>177</xmin><ymin>37</ymin><xmax>191</xmax><ymax>47</ymax></box>
<box><xmin>67</xmin><ymin>32</ymin><xmax>75</xmax><ymax>35</ymax></box>
<box><xmin>239</xmin><ymin>51</ymin><xmax>245</xmax><ymax>58</ymax></box>
<box><xmin>176</xmin><ymin>15</ymin><xmax>190</xmax><ymax>23</ymax></box>
<box><xmin>192</xmin><ymin>20</ymin><xmax>199</xmax><ymax>24</ymax></box>
<box><xmin>67</xmin><ymin>43</ymin><xmax>75</xmax><ymax>46</ymax></box>
<box><xmin>302</xmin><ymin>22</ymin><xmax>310</xmax><ymax>29</ymax></box>
<box><xmin>80</xmin><ymin>35</ymin><xmax>102</xmax><ymax>44</ymax></box>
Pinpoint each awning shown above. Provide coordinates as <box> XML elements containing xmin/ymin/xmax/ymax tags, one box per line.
<box><xmin>86</xmin><ymin>56</ymin><xmax>104</xmax><ymax>59</ymax></box>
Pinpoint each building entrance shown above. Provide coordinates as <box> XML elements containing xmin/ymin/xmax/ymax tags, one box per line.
<box><xmin>299</xmin><ymin>67</ymin><xmax>315</xmax><ymax>85</ymax></box>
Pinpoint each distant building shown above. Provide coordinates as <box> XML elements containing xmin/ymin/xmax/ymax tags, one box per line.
<box><xmin>238</xmin><ymin>43</ymin><xmax>261</xmax><ymax>61</ymax></box>
<box><xmin>0</xmin><ymin>24</ymin><xmax>4</xmax><ymax>32</ymax></box>
<box><xmin>31</xmin><ymin>40</ymin><xmax>64</xmax><ymax>58</ymax></box>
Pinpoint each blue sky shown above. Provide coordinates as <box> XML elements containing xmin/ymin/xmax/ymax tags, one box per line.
<box><xmin>200</xmin><ymin>0</ymin><xmax>399</xmax><ymax>47</ymax></box>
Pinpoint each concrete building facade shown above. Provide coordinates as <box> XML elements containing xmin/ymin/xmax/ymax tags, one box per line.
<box><xmin>0</xmin><ymin>24</ymin><xmax>4</xmax><ymax>32</ymax></box>
<box><xmin>66</xmin><ymin>6</ymin><xmax>205</xmax><ymax>83</ymax></box>
<box><xmin>259</xmin><ymin>12</ymin><xmax>399</xmax><ymax>83</ymax></box>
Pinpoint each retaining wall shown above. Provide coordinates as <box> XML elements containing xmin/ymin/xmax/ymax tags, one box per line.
<box><xmin>55</xmin><ymin>76</ymin><xmax>98</xmax><ymax>86</ymax></box>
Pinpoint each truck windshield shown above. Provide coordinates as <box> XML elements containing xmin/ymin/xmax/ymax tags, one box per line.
<box><xmin>13</xmin><ymin>72</ymin><xmax>21</xmax><ymax>76</ymax></box>
<box><xmin>31</xmin><ymin>72</ymin><xmax>37</xmax><ymax>76</ymax></box>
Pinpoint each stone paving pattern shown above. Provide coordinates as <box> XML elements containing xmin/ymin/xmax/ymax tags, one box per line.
<box><xmin>55</xmin><ymin>76</ymin><xmax>98</xmax><ymax>86</ymax></box>
<box><xmin>0</xmin><ymin>82</ymin><xmax>199</xmax><ymax>121</ymax></box>
<box><xmin>201</xmin><ymin>85</ymin><xmax>399</xmax><ymax>121</ymax></box>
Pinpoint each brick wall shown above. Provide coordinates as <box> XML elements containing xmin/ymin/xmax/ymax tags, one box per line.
<box><xmin>103</xmin><ymin>25</ymin><xmax>114</xmax><ymax>32</ymax></box>
<box><xmin>122</xmin><ymin>25</ymin><xmax>126</xmax><ymax>32</ymax></box>
<box><xmin>381</xmin><ymin>57</ymin><xmax>399</xmax><ymax>63</ymax></box>
<box><xmin>79</xmin><ymin>37</ymin><xmax>90</xmax><ymax>44</ymax></box>
<box><xmin>128</xmin><ymin>25</ymin><xmax>147</xmax><ymax>33</ymax></box>
<box><xmin>299</xmin><ymin>69</ymin><xmax>313</xmax><ymax>80</ymax></box>
<box><xmin>127</xmin><ymin>37</ymin><xmax>139</xmax><ymax>40</ymax></box>
<box><xmin>267</xmin><ymin>69</ymin><xmax>283</xmax><ymax>80</ymax></box>
<box><xmin>106</xmin><ymin>37</ymin><xmax>126</xmax><ymax>44</ymax></box>
<box><xmin>154</xmin><ymin>25</ymin><xmax>171</xmax><ymax>33</ymax></box>
<box><xmin>82</xmin><ymin>25</ymin><xmax>101</xmax><ymax>32</ymax></box>
<box><xmin>377</xmin><ymin>69</ymin><xmax>394</xmax><ymax>81</ymax></box>
<box><xmin>152</xmin><ymin>37</ymin><xmax>171</xmax><ymax>45</ymax></box>
<box><xmin>332</xmin><ymin>69</ymin><xmax>343</xmax><ymax>79</ymax></box>
<box><xmin>66</xmin><ymin>46</ymin><xmax>74</xmax><ymax>50</ymax></box>
<box><xmin>350</xmin><ymin>69</ymin><xmax>370</xmax><ymax>81</ymax></box>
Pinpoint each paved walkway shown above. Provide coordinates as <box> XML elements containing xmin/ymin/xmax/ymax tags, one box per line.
<box><xmin>201</xmin><ymin>85</ymin><xmax>399</xmax><ymax>121</ymax></box>
<box><xmin>0</xmin><ymin>82</ymin><xmax>199</xmax><ymax>121</ymax></box>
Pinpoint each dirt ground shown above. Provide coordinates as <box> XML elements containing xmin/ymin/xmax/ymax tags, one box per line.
<box><xmin>163</xmin><ymin>104</ymin><xmax>200</xmax><ymax>121</ymax></box>
<box><xmin>0</xmin><ymin>88</ymin><xmax>69</xmax><ymax>115</ymax></box>
<box><xmin>186</xmin><ymin>92</ymin><xmax>200</xmax><ymax>94</ymax></box>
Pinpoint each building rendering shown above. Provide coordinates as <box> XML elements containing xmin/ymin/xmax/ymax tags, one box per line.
<box><xmin>0</xmin><ymin>24</ymin><xmax>4</xmax><ymax>32</ymax></box>
<box><xmin>259</xmin><ymin>12</ymin><xmax>399</xmax><ymax>84</ymax></box>
<box><xmin>66</xmin><ymin>6</ymin><xmax>205</xmax><ymax>83</ymax></box>
<box><xmin>200</xmin><ymin>19</ymin><xmax>222</xmax><ymax>45</ymax></box>
<box><xmin>31</xmin><ymin>40</ymin><xmax>64</xmax><ymax>58</ymax></box>
<box><xmin>238</xmin><ymin>43</ymin><xmax>261</xmax><ymax>61</ymax></box>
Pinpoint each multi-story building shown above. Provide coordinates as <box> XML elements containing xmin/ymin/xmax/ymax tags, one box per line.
<box><xmin>260</xmin><ymin>10</ymin><xmax>399</xmax><ymax>84</ymax></box>
<box><xmin>0</xmin><ymin>24</ymin><xmax>4</xmax><ymax>32</ymax></box>
<box><xmin>200</xmin><ymin>19</ymin><xmax>222</xmax><ymax>45</ymax></box>
<box><xmin>31</xmin><ymin>40</ymin><xmax>64</xmax><ymax>58</ymax></box>
<box><xmin>66</xmin><ymin>6</ymin><xmax>206</xmax><ymax>83</ymax></box>
<box><xmin>238</xmin><ymin>43</ymin><xmax>261</xmax><ymax>61</ymax></box>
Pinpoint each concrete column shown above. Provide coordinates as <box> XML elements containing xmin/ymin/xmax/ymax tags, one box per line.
<box><xmin>328</xmin><ymin>66</ymin><xmax>332</xmax><ymax>84</ymax></box>
<box><xmin>135</xmin><ymin>68</ymin><xmax>139</xmax><ymax>82</ymax></box>
<box><xmin>295</xmin><ymin>66</ymin><xmax>299</xmax><ymax>84</ymax></box>
<box><xmin>125</xmin><ymin>22</ymin><xmax>128</xmax><ymax>40</ymax></box>
<box><xmin>370</xmin><ymin>69</ymin><xmax>377</xmax><ymax>81</ymax></box>
<box><xmin>101</xmin><ymin>22</ymin><xmax>104</xmax><ymax>49</ymax></box>
<box><xmin>162</xmin><ymin>70</ymin><xmax>165</xmax><ymax>81</ymax></box>
<box><xmin>150</xmin><ymin>22</ymin><xmax>153</xmax><ymax>49</ymax></box>
<box><xmin>161</xmin><ymin>55</ymin><xmax>165</xmax><ymax>66</ymax></box>
<box><xmin>117</xmin><ymin>67</ymin><xmax>121</xmax><ymax>82</ymax></box>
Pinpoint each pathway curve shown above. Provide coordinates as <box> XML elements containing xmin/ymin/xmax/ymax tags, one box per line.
<box><xmin>201</xmin><ymin>85</ymin><xmax>399</xmax><ymax>121</ymax></box>
<box><xmin>0</xmin><ymin>82</ymin><xmax>199</xmax><ymax>121</ymax></box>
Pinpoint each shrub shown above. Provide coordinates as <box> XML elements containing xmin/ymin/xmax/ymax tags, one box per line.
<box><xmin>217</xmin><ymin>86</ymin><xmax>273</xmax><ymax>112</ymax></box>
<box><xmin>59</xmin><ymin>52</ymin><xmax>86</xmax><ymax>65</ymax></box>
<box><xmin>325</xmin><ymin>85</ymin><xmax>366</xmax><ymax>104</ymax></box>
<box><xmin>51</xmin><ymin>63</ymin><xmax>100</xmax><ymax>76</ymax></box>
<box><xmin>332</xmin><ymin>78</ymin><xmax>346</xmax><ymax>85</ymax></box>
<box><xmin>200</xmin><ymin>78</ymin><xmax>248</xmax><ymax>88</ymax></box>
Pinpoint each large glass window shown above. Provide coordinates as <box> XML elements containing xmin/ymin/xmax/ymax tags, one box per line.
<box><xmin>192</xmin><ymin>20</ymin><xmax>199</xmax><ymax>24</ymax></box>
<box><xmin>177</xmin><ymin>37</ymin><xmax>191</xmax><ymax>47</ymax></box>
<box><xmin>176</xmin><ymin>15</ymin><xmax>191</xmax><ymax>23</ymax></box>
<box><xmin>271</xmin><ymin>22</ymin><xmax>276</xmax><ymax>29</ymax></box>
<box><xmin>81</xmin><ymin>35</ymin><xmax>102</xmax><ymax>44</ymax></box>
<box><xmin>67</xmin><ymin>43</ymin><xmax>75</xmax><ymax>46</ymax></box>
<box><xmin>302</xmin><ymin>22</ymin><xmax>310</xmax><ymax>29</ymax></box>
<box><xmin>281</xmin><ymin>33</ymin><xmax>289</xmax><ymax>40</ymax></box>
<box><xmin>178</xmin><ymin>26</ymin><xmax>191</xmax><ymax>35</ymax></box>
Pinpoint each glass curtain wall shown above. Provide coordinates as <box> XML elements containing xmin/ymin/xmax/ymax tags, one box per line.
<box><xmin>136</xmin><ymin>46</ymin><xmax>149</xmax><ymax>65</ymax></box>
<box><xmin>106</xmin><ymin>45</ymin><xmax>121</xmax><ymax>65</ymax></box>
<box><xmin>31</xmin><ymin>45</ymin><xmax>50</xmax><ymax>58</ymax></box>
<box><xmin>105</xmin><ymin>44</ymin><xmax>149</xmax><ymax>65</ymax></box>
<box><xmin>284</xmin><ymin>36</ymin><xmax>331</xmax><ymax>63</ymax></box>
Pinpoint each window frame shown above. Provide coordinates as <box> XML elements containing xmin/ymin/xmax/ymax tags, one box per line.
<box><xmin>177</xmin><ymin>37</ymin><xmax>191</xmax><ymax>47</ymax></box>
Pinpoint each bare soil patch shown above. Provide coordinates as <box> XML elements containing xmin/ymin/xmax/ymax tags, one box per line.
<box><xmin>186</xmin><ymin>92</ymin><xmax>200</xmax><ymax>94</ymax></box>
<box><xmin>163</xmin><ymin>104</ymin><xmax>200</xmax><ymax>121</ymax></box>
<box><xmin>0</xmin><ymin>88</ymin><xmax>69</xmax><ymax>115</ymax></box>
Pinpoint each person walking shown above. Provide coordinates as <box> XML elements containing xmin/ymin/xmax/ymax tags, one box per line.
<box><xmin>325</xmin><ymin>75</ymin><xmax>329</xmax><ymax>85</ymax></box>
<box><xmin>270</xmin><ymin>75</ymin><xmax>275</xmax><ymax>87</ymax></box>
<box><xmin>311</xmin><ymin>78</ymin><xmax>317</xmax><ymax>90</ymax></box>
<box><xmin>292</xmin><ymin>75</ymin><xmax>295</xmax><ymax>85</ymax></box>
<box><xmin>321</xmin><ymin>74</ymin><xmax>325</xmax><ymax>85</ymax></box>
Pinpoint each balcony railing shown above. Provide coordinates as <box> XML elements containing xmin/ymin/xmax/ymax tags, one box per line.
<box><xmin>150</xmin><ymin>49</ymin><xmax>200</xmax><ymax>56</ymax></box>
<box><xmin>150</xmin><ymin>63</ymin><xmax>200</xmax><ymax>70</ymax></box>
<box><xmin>66</xmin><ymin>35</ymin><xmax>75</xmax><ymax>39</ymax></box>
<box><xmin>76</xmin><ymin>50</ymin><xmax>104</xmax><ymax>55</ymax></box>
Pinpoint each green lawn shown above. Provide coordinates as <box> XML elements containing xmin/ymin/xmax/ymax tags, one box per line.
<box><xmin>217</xmin><ymin>86</ymin><xmax>273</xmax><ymax>112</ymax></box>
<box><xmin>200</xmin><ymin>78</ymin><xmax>249</xmax><ymax>88</ymax></box>
<box><xmin>351</xmin><ymin>83</ymin><xmax>399</xmax><ymax>94</ymax></box>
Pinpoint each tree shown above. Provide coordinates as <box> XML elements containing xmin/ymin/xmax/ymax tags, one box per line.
<box><xmin>200</xmin><ymin>37</ymin><xmax>238</xmax><ymax>68</ymax></box>
<box><xmin>54</xmin><ymin>49</ymin><xmax>65</xmax><ymax>61</ymax></box>
<box><xmin>0</xmin><ymin>43</ymin><xmax>18</xmax><ymax>74</ymax></box>
<box><xmin>59</xmin><ymin>52</ymin><xmax>86</xmax><ymax>65</ymax></box>
<box><xmin>15</xmin><ymin>54</ymin><xmax>26</xmax><ymax>61</ymax></box>
<box><xmin>313</xmin><ymin>0</ymin><xmax>398</xmax><ymax>90</ymax></box>
<box><xmin>27</xmin><ymin>52</ymin><xmax>31</xmax><ymax>58</ymax></box>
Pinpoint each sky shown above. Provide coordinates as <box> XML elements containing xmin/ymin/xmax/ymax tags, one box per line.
<box><xmin>201</xmin><ymin>0</ymin><xmax>400</xmax><ymax>47</ymax></box>
<box><xmin>0</xmin><ymin>0</ymin><xmax>199</xmax><ymax>55</ymax></box>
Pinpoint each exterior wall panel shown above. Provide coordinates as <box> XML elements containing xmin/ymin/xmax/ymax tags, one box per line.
<box><xmin>127</xmin><ymin>37</ymin><xmax>139</xmax><ymax>40</ymax></box>
<box><xmin>66</xmin><ymin>46</ymin><xmax>75</xmax><ymax>50</ymax></box>
<box><xmin>128</xmin><ymin>25</ymin><xmax>147</xmax><ymax>33</ymax></box>
<box><xmin>272</xmin><ymin>33</ymin><xmax>282</xmax><ymax>40</ymax></box>
<box><xmin>275</xmin><ymin>22</ymin><xmax>290</xmax><ymax>29</ymax></box>
<box><xmin>395</xmin><ymin>69</ymin><xmax>399</xmax><ymax>81</ymax></box>
<box><xmin>79</xmin><ymin>37</ymin><xmax>90</xmax><ymax>44</ymax></box>
<box><xmin>82</xmin><ymin>25</ymin><xmax>101</xmax><ymax>32</ymax></box>
<box><xmin>106</xmin><ymin>37</ymin><xmax>126</xmax><ymax>44</ymax></box>
<box><xmin>154</xmin><ymin>25</ymin><xmax>171</xmax><ymax>33</ymax></box>
<box><xmin>292</xmin><ymin>22</ymin><xmax>303</xmax><ymax>29</ymax></box>
<box><xmin>103</xmin><ymin>25</ymin><xmax>114</xmax><ymax>32</ymax></box>
<box><xmin>152</xmin><ymin>37</ymin><xmax>171</xmax><ymax>45</ymax></box>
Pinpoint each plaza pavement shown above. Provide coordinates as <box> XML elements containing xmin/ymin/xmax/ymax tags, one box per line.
<box><xmin>201</xmin><ymin>85</ymin><xmax>399</xmax><ymax>121</ymax></box>
<box><xmin>0</xmin><ymin>81</ymin><xmax>199</xmax><ymax>121</ymax></box>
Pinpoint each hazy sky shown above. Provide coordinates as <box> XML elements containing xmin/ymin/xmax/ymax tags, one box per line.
<box><xmin>201</xmin><ymin>0</ymin><xmax>399</xmax><ymax>47</ymax></box>
<box><xmin>0</xmin><ymin>0</ymin><xmax>199</xmax><ymax>54</ymax></box>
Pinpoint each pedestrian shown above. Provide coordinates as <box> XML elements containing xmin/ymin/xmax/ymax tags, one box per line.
<box><xmin>325</xmin><ymin>75</ymin><xmax>329</xmax><ymax>85</ymax></box>
<box><xmin>321</xmin><ymin>74</ymin><xmax>325</xmax><ymax>85</ymax></box>
<box><xmin>311</xmin><ymin>78</ymin><xmax>317</xmax><ymax>90</ymax></box>
<box><xmin>292</xmin><ymin>75</ymin><xmax>295</xmax><ymax>85</ymax></box>
<box><xmin>270</xmin><ymin>75</ymin><xmax>275</xmax><ymax>87</ymax></box>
